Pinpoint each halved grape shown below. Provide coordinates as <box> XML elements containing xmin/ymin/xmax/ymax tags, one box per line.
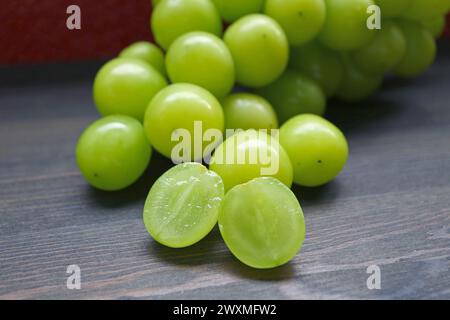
<box><xmin>212</xmin><ymin>0</ymin><xmax>265</xmax><ymax>23</ymax></box>
<box><xmin>166</xmin><ymin>32</ymin><xmax>235</xmax><ymax>99</ymax></box>
<box><xmin>76</xmin><ymin>115</ymin><xmax>152</xmax><ymax>191</ymax></box>
<box><xmin>224</xmin><ymin>14</ymin><xmax>289</xmax><ymax>88</ymax></box>
<box><xmin>264</xmin><ymin>0</ymin><xmax>326</xmax><ymax>46</ymax></box>
<box><xmin>143</xmin><ymin>162</ymin><xmax>224</xmax><ymax>248</ymax></box>
<box><xmin>256</xmin><ymin>70</ymin><xmax>326</xmax><ymax>124</ymax></box>
<box><xmin>144</xmin><ymin>83</ymin><xmax>224</xmax><ymax>162</ymax></box>
<box><xmin>223</xmin><ymin>93</ymin><xmax>279</xmax><ymax>131</ymax></box>
<box><xmin>394</xmin><ymin>20</ymin><xmax>437</xmax><ymax>77</ymax></box>
<box><xmin>151</xmin><ymin>0</ymin><xmax>222</xmax><ymax>50</ymax></box>
<box><xmin>93</xmin><ymin>58</ymin><xmax>168</xmax><ymax>122</ymax></box>
<box><xmin>351</xmin><ymin>20</ymin><xmax>407</xmax><ymax>76</ymax></box>
<box><xmin>209</xmin><ymin>129</ymin><xmax>293</xmax><ymax>191</ymax></box>
<box><xmin>337</xmin><ymin>55</ymin><xmax>383</xmax><ymax>103</ymax></box>
<box><xmin>219</xmin><ymin>177</ymin><xmax>306</xmax><ymax>269</ymax></box>
<box><xmin>119</xmin><ymin>41</ymin><xmax>166</xmax><ymax>77</ymax></box>
<box><xmin>319</xmin><ymin>0</ymin><xmax>376</xmax><ymax>51</ymax></box>
<box><xmin>290</xmin><ymin>41</ymin><xmax>344</xmax><ymax>97</ymax></box>
<box><xmin>280</xmin><ymin>114</ymin><xmax>348</xmax><ymax>187</ymax></box>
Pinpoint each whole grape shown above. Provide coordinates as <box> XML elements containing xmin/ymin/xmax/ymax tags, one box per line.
<box><xmin>212</xmin><ymin>0</ymin><xmax>265</xmax><ymax>23</ymax></box>
<box><xmin>256</xmin><ymin>70</ymin><xmax>326</xmax><ymax>124</ymax></box>
<box><xmin>93</xmin><ymin>58</ymin><xmax>168</xmax><ymax>122</ymax></box>
<box><xmin>151</xmin><ymin>0</ymin><xmax>222</xmax><ymax>50</ymax></box>
<box><xmin>290</xmin><ymin>42</ymin><xmax>344</xmax><ymax>97</ymax></box>
<box><xmin>76</xmin><ymin>115</ymin><xmax>152</xmax><ymax>191</ymax></box>
<box><xmin>319</xmin><ymin>0</ymin><xmax>376</xmax><ymax>51</ymax></box>
<box><xmin>421</xmin><ymin>15</ymin><xmax>446</xmax><ymax>39</ymax></box>
<box><xmin>375</xmin><ymin>0</ymin><xmax>412</xmax><ymax>18</ymax></box>
<box><xmin>280</xmin><ymin>114</ymin><xmax>348</xmax><ymax>187</ymax></box>
<box><xmin>166</xmin><ymin>32</ymin><xmax>235</xmax><ymax>99</ymax></box>
<box><xmin>224</xmin><ymin>14</ymin><xmax>289</xmax><ymax>88</ymax></box>
<box><xmin>394</xmin><ymin>20</ymin><xmax>437</xmax><ymax>77</ymax></box>
<box><xmin>209</xmin><ymin>130</ymin><xmax>293</xmax><ymax>191</ymax></box>
<box><xmin>119</xmin><ymin>41</ymin><xmax>166</xmax><ymax>77</ymax></box>
<box><xmin>144</xmin><ymin>83</ymin><xmax>224</xmax><ymax>162</ymax></box>
<box><xmin>401</xmin><ymin>0</ymin><xmax>450</xmax><ymax>21</ymax></box>
<box><xmin>264</xmin><ymin>0</ymin><xmax>326</xmax><ymax>46</ymax></box>
<box><xmin>351</xmin><ymin>20</ymin><xmax>407</xmax><ymax>75</ymax></box>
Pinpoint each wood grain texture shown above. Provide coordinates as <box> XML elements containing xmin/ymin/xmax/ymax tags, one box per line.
<box><xmin>0</xmin><ymin>44</ymin><xmax>450</xmax><ymax>300</ymax></box>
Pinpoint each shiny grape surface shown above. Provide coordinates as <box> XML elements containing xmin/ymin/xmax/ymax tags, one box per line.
<box><xmin>93</xmin><ymin>58</ymin><xmax>168</xmax><ymax>122</ymax></box>
<box><xmin>76</xmin><ymin>115</ymin><xmax>152</xmax><ymax>191</ymax></box>
<box><xmin>119</xmin><ymin>41</ymin><xmax>166</xmax><ymax>77</ymax></box>
<box><xmin>280</xmin><ymin>114</ymin><xmax>348</xmax><ymax>187</ymax></box>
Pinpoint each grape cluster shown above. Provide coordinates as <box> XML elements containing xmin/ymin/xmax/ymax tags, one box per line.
<box><xmin>76</xmin><ymin>0</ymin><xmax>449</xmax><ymax>269</ymax></box>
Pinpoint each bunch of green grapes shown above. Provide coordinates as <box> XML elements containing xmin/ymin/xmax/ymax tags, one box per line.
<box><xmin>74</xmin><ymin>0</ymin><xmax>449</xmax><ymax>269</ymax></box>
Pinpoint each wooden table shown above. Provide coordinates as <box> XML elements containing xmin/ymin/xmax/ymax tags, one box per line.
<box><xmin>1</xmin><ymin>42</ymin><xmax>449</xmax><ymax>300</ymax></box>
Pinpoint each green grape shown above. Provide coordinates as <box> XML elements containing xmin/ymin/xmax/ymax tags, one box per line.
<box><xmin>93</xmin><ymin>58</ymin><xmax>168</xmax><ymax>122</ymax></box>
<box><xmin>319</xmin><ymin>0</ymin><xmax>376</xmax><ymax>51</ymax></box>
<box><xmin>212</xmin><ymin>0</ymin><xmax>265</xmax><ymax>23</ymax></box>
<box><xmin>219</xmin><ymin>177</ymin><xmax>305</xmax><ymax>269</ymax></box>
<box><xmin>76</xmin><ymin>115</ymin><xmax>152</xmax><ymax>191</ymax></box>
<box><xmin>166</xmin><ymin>32</ymin><xmax>235</xmax><ymax>99</ymax></box>
<box><xmin>144</xmin><ymin>83</ymin><xmax>224</xmax><ymax>162</ymax></box>
<box><xmin>151</xmin><ymin>0</ymin><xmax>222</xmax><ymax>50</ymax></box>
<box><xmin>264</xmin><ymin>0</ymin><xmax>326</xmax><ymax>46</ymax></box>
<box><xmin>256</xmin><ymin>70</ymin><xmax>326</xmax><ymax>124</ymax></box>
<box><xmin>375</xmin><ymin>0</ymin><xmax>412</xmax><ymax>18</ymax></box>
<box><xmin>143</xmin><ymin>162</ymin><xmax>224</xmax><ymax>248</ymax></box>
<box><xmin>119</xmin><ymin>41</ymin><xmax>166</xmax><ymax>77</ymax></box>
<box><xmin>394</xmin><ymin>20</ymin><xmax>437</xmax><ymax>77</ymax></box>
<box><xmin>280</xmin><ymin>114</ymin><xmax>348</xmax><ymax>187</ymax></box>
<box><xmin>152</xmin><ymin>0</ymin><xmax>162</xmax><ymax>7</ymax></box>
<box><xmin>209</xmin><ymin>130</ymin><xmax>293</xmax><ymax>191</ymax></box>
<box><xmin>336</xmin><ymin>55</ymin><xmax>383</xmax><ymax>102</ymax></box>
<box><xmin>422</xmin><ymin>15</ymin><xmax>446</xmax><ymax>39</ymax></box>
<box><xmin>351</xmin><ymin>20</ymin><xmax>407</xmax><ymax>75</ymax></box>
<box><xmin>223</xmin><ymin>93</ymin><xmax>279</xmax><ymax>131</ymax></box>
<box><xmin>224</xmin><ymin>14</ymin><xmax>289</xmax><ymax>88</ymax></box>
<box><xmin>290</xmin><ymin>42</ymin><xmax>344</xmax><ymax>97</ymax></box>
<box><xmin>401</xmin><ymin>0</ymin><xmax>450</xmax><ymax>21</ymax></box>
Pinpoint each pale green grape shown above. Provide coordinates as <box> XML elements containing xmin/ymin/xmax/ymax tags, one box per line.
<box><xmin>337</xmin><ymin>55</ymin><xmax>383</xmax><ymax>102</ymax></box>
<box><xmin>280</xmin><ymin>114</ymin><xmax>348</xmax><ymax>187</ymax></box>
<box><xmin>119</xmin><ymin>41</ymin><xmax>166</xmax><ymax>76</ymax></box>
<box><xmin>224</xmin><ymin>14</ymin><xmax>289</xmax><ymax>88</ymax></box>
<box><xmin>143</xmin><ymin>162</ymin><xmax>224</xmax><ymax>248</ymax></box>
<box><xmin>223</xmin><ymin>93</ymin><xmax>279</xmax><ymax>131</ymax></box>
<box><xmin>256</xmin><ymin>70</ymin><xmax>326</xmax><ymax>124</ymax></box>
<box><xmin>93</xmin><ymin>58</ymin><xmax>168</xmax><ymax>122</ymax></box>
<box><xmin>351</xmin><ymin>20</ymin><xmax>407</xmax><ymax>75</ymax></box>
<box><xmin>401</xmin><ymin>0</ymin><xmax>450</xmax><ymax>21</ymax></box>
<box><xmin>152</xmin><ymin>0</ymin><xmax>162</xmax><ymax>8</ymax></box>
<box><xmin>394</xmin><ymin>20</ymin><xmax>437</xmax><ymax>77</ymax></box>
<box><xmin>422</xmin><ymin>15</ymin><xmax>446</xmax><ymax>39</ymax></box>
<box><xmin>219</xmin><ymin>177</ymin><xmax>305</xmax><ymax>269</ymax></box>
<box><xmin>76</xmin><ymin>115</ymin><xmax>152</xmax><ymax>191</ymax></box>
<box><xmin>375</xmin><ymin>0</ymin><xmax>412</xmax><ymax>18</ymax></box>
<box><xmin>319</xmin><ymin>0</ymin><xmax>376</xmax><ymax>51</ymax></box>
<box><xmin>151</xmin><ymin>0</ymin><xmax>222</xmax><ymax>50</ymax></box>
<box><xmin>212</xmin><ymin>0</ymin><xmax>265</xmax><ymax>22</ymax></box>
<box><xmin>144</xmin><ymin>83</ymin><xmax>224</xmax><ymax>162</ymax></box>
<box><xmin>166</xmin><ymin>32</ymin><xmax>235</xmax><ymax>99</ymax></box>
<box><xmin>290</xmin><ymin>42</ymin><xmax>344</xmax><ymax>97</ymax></box>
<box><xmin>264</xmin><ymin>0</ymin><xmax>326</xmax><ymax>46</ymax></box>
<box><xmin>209</xmin><ymin>130</ymin><xmax>293</xmax><ymax>191</ymax></box>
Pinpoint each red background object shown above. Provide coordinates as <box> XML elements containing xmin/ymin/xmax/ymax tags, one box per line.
<box><xmin>0</xmin><ymin>1</ymin><xmax>448</xmax><ymax>65</ymax></box>
<box><xmin>0</xmin><ymin>0</ymin><xmax>153</xmax><ymax>65</ymax></box>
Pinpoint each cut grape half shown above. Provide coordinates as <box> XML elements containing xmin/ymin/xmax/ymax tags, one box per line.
<box><xmin>219</xmin><ymin>177</ymin><xmax>306</xmax><ymax>269</ymax></box>
<box><xmin>143</xmin><ymin>162</ymin><xmax>224</xmax><ymax>248</ymax></box>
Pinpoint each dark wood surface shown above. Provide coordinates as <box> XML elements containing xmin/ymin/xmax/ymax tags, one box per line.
<box><xmin>1</xmin><ymin>42</ymin><xmax>449</xmax><ymax>300</ymax></box>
